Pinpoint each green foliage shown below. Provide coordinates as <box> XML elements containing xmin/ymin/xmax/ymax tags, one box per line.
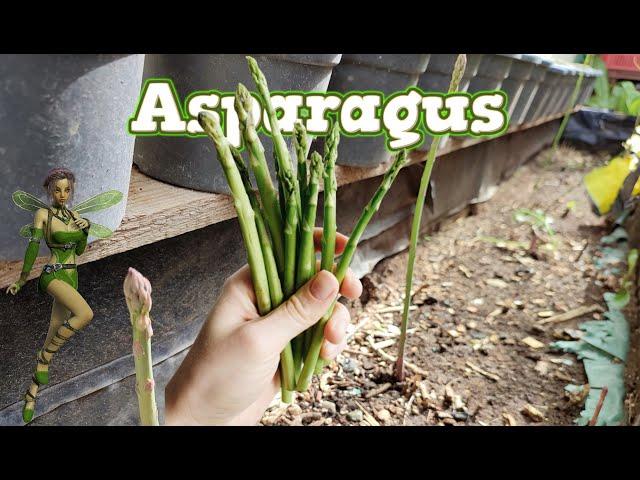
<box><xmin>513</xmin><ymin>208</ymin><xmax>555</xmax><ymax>237</ymax></box>
<box><xmin>587</xmin><ymin>56</ymin><xmax>640</xmax><ymax>115</ymax></box>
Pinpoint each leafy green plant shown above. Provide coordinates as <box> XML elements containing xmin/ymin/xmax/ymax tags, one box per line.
<box><xmin>587</xmin><ymin>56</ymin><xmax>640</xmax><ymax>116</ymax></box>
<box><xmin>513</xmin><ymin>208</ymin><xmax>555</xmax><ymax>237</ymax></box>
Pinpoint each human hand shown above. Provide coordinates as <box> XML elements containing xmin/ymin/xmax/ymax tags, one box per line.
<box><xmin>74</xmin><ymin>217</ymin><xmax>89</xmax><ymax>230</ymax></box>
<box><xmin>164</xmin><ymin>228</ymin><xmax>363</xmax><ymax>426</ymax></box>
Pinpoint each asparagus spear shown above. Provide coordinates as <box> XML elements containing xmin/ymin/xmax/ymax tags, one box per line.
<box><xmin>123</xmin><ymin>267</ymin><xmax>159</xmax><ymax>426</ymax></box>
<box><xmin>295</xmin><ymin>151</ymin><xmax>323</xmax><ymax>290</ymax></box>
<box><xmin>247</xmin><ymin>56</ymin><xmax>302</xmax><ymax>221</ymax></box>
<box><xmin>235</xmin><ymin>84</ymin><xmax>286</xmax><ymax>275</ymax></box>
<box><xmin>293</xmin><ymin>121</ymin><xmax>310</xmax><ymax>211</ymax></box>
<box><xmin>395</xmin><ymin>54</ymin><xmax>467</xmax><ymax>381</ymax></box>
<box><xmin>296</xmin><ymin>149</ymin><xmax>409</xmax><ymax>391</ymax></box>
<box><xmin>312</xmin><ymin>121</ymin><xmax>340</xmax><ymax>374</ymax></box>
<box><xmin>282</xmin><ymin>172</ymin><xmax>299</xmax><ymax>299</ymax></box>
<box><xmin>198</xmin><ymin>111</ymin><xmax>271</xmax><ymax>316</ymax></box>
<box><xmin>231</xmin><ymin>147</ymin><xmax>295</xmax><ymax>396</ymax></box>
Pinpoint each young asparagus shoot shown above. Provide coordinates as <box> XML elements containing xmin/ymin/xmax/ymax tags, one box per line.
<box><xmin>235</xmin><ymin>83</ymin><xmax>286</xmax><ymax>275</ymax></box>
<box><xmin>552</xmin><ymin>54</ymin><xmax>594</xmax><ymax>152</ymax></box>
<box><xmin>314</xmin><ymin>121</ymin><xmax>340</xmax><ymax>374</ymax></box>
<box><xmin>395</xmin><ymin>54</ymin><xmax>467</xmax><ymax>382</ymax></box>
<box><xmin>247</xmin><ymin>56</ymin><xmax>302</xmax><ymax>220</ymax></box>
<box><xmin>296</xmin><ymin>149</ymin><xmax>410</xmax><ymax>391</ymax></box>
<box><xmin>231</xmin><ymin>147</ymin><xmax>295</xmax><ymax>395</ymax></box>
<box><xmin>123</xmin><ymin>267</ymin><xmax>159</xmax><ymax>426</ymax></box>
<box><xmin>293</xmin><ymin>121</ymin><xmax>311</xmax><ymax>212</ymax></box>
<box><xmin>198</xmin><ymin>111</ymin><xmax>272</xmax><ymax>316</ymax></box>
<box><xmin>282</xmin><ymin>171</ymin><xmax>299</xmax><ymax>299</ymax></box>
<box><xmin>296</xmin><ymin>151</ymin><xmax>324</xmax><ymax>290</ymax></box>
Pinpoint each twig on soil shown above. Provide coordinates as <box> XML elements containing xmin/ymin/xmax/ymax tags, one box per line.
<box><xmin>537</xmin><ymin>304</ymin><xmax>604</xmax><ymax>325</ymax></box>
<box><xmin>367</xmin><ymin>337</ymin><xmax>429</xmax><ymax>376</ymax></box>
<box><xmin>375</xmin><ymin>305</ymin><xmax>418</xmax><ymax>314</ymax></box>
<box><xmin>588</xmin><ymin>387</ymin><xmax>608</xmax><ymax>426</ymax></box>
<box><xmin>343</xmin><ymin>347</ymin><xmax>374</xmax><ymax>357</ymax></box>
<box><xmin>403</xmin><ymin>394</ymin><xmax>415</xmax><ymax>425</ymax></box>
<box><xmin>574</xmin><ymin>240</ymin><xmax>589</xmax><ymax>262</ymax></box>
<box><xmin>354</xmin><ymin>401</ymin><xmax>380</xmax><ymax>426</ymax></box>
<box><xmin>466</xmin><ymin>361</ymin><xmax>501</xmax><ymax>382</ymax></box>
<box><xmin>365</xmin><ymin>382</ymin><xmax>393</xmax><ymax>399</ymax></box>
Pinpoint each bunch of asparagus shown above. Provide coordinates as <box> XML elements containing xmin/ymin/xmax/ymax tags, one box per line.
<box><xmin>197</xmin><ymin>56</ymin><xmax>408</xmax><ymax>402</ymax></box>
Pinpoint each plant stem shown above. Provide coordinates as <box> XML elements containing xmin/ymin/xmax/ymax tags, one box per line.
<box><xmin>282</xmin><ymin>172</ymin><xmax>298</xmax><ymax>299</ymax></box>
<box><xmin>123</xmin><ymin>268</ymin><xmax>159</xmax><ymax>426</ymax></box>
<box><xmin>313</xmin><ymin>122</ymin><xmax>340</xmax><ymax>374</ymax></box>
<box><xmin>552</xmin><ymin>54</ymin><xmax>594</xmax><ymax>151</ymax></box>
<box><xmin>198</xmin><ymin>111</ymin><xmax>271</xmax><ymax>315</ymax></box>
<box><xmin>231</xmin><ymin>148</ymin><xmax>295</xmax><ymax>394</ymax></box>
<box><xmin>395</xmin><ymin>54</ymin><xmax>467</xmax><ymax>382</ymax></box>
<box><xmin>296</xmin><ymin>150</ymin><xmax>409</xmax><ymax>391</ymax></box>
<box><xmin>296</xmin><ymin>152</ymin><xmax>323</xmax><ymax>290</ymax></box>
<box><xmin>293</xmin><ymin>121</ymin><xmax>310</xmax><ymax>212</ymax></box>
<box><xmin>247</xmin><ymin>56</ymin><xmax>302</xmax><ymax>221</ymax></box>
<box><xmin>235</xmin><ymin>84</ymin><xmax>286</xmax><ymax>275</ymax></box>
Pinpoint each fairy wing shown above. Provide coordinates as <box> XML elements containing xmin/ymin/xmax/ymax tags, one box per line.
<box><xmin>12</xmin><ymin>191</ymin><xmax>49</xmax><ymax>212</ymax></box>
<box><xmin>74</xmin><ymin>190</ymin><xmax>123</xmax><ymax>214</ymax></box>
<box><xmin>88</xmin><ymin>223</ymin><xmax>114</xmax><ymax>239</ymax></box>
<box><xmin>19</xmin><ymin>224</ymin><xmax>33</xmax><ymax>238</ymax></box>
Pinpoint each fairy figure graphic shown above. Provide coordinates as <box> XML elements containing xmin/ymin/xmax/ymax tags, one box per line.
<box><xmin>5</xmin><ymin>168</ymin><xmax>123</xmax><ymax>423</ymax></box>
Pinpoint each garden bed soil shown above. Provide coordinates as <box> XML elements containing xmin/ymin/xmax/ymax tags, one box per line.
<box><xmin>261</xmin><ymin>145</ymin><xmax>639</xmax><ymax>426</ymax></box>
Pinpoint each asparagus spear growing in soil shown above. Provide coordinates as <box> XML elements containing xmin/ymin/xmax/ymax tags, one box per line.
<box><xmin>247</xmin><ymin>56</ymin><xmax>302</xmax><ymax>220</ymax></box>
<box><xmin>394</xmin><ymin>54</ymin><xmax>467</xmax><ymax>382</ymax></box>
<box><xmin>123</xmin><ymin>267</ymin><xmax>159</xmax><ymax>426</ymax></box>
<box><xmin>235</xmin><ymin>84</ymin><xmax>286</xmax><ymax>275</ymax></box>
<box><xmin>296</xmin><ymin>150</ymin><xmax>410</xmax><ymax>391</ymax></box>
<box><xmin>314</xmin><ymin>121</ymin><xmax>340</xmax><ymax>374</ymax></box>
<box><xmin>295</xmin><ymin>151</ymin><xmax>323</xmax><ymax>290</ymax></box>
<box><xmin>198</xmin><ymin>111</ymin><xmax>272</xmax><ymax>316</ymax></box>
<box><xmin>231</xmin><ymin>148</ymin><xmax>295</xmax><ymax>396</ymax></box>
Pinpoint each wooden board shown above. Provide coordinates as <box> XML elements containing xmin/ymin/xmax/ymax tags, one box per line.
<box><xmin>0</xmin><ymin>111</ymin><xmax>567</xmax><ymax>288</ymax></box>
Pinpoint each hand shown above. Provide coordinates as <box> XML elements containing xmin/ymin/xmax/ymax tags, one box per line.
<box><xmin>165</xmin><ymin>228</ymin><xmax>363</xmax><ymax>426</ymax></box>
<box><xmin>74</xmin><ymin>218</ymin><xmax>89</xmax><ymax>230</ymax></box>
<box><xmin>6</xmin><ymin>282</ymin><xmax>22</xmax><ymax>295</ymax></box>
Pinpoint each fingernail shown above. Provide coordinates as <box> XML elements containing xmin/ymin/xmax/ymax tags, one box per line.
<box><xmin>310</xmin><ymin>270</ymin><xmax>338</xmax><ymax>300</ymax></box>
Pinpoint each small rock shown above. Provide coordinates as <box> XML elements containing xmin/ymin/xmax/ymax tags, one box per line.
<box><xmin>537</xmin><ymin>310</ymin><xmax>555</xmax><ymax>318</ymax></box>
<box><xmin>376</xmin><ymin>409</ymin><xmax>392</xmax><ymax>423</ymax></box>
<box><xmin>347</xmin><ymin>410</ymin><xmax>363</xmax><ymax>422</ymax></box>
<box><xmin>522</xmin><ymin>336</ymin><xmax>545</xmax><ymax>349</ymax></box>
<box><xmin>466</xmin><ymin>306</ymin><xmax>479</xmax><ymax>313</ymax></box>
<box><xmin>453</xmin><ymin>411</ymin><xmax>469</xmax><ymax>421</ymax></box>
<box><xmin>287</xmin><ymin>404</ymin><xmax>302</xmax><ymax>416</ymax></box>
<box><xmin>321</xmin><ymin>401</ymin><xmax>337</xmax><ymax>415</ymax></box>
<box><xmin>442</xmin><ymin>418</ymin><xmax>457</xmax><ymax>425</ymax></box>
<box><xmin>456</xmin><ymin>324</ymin><xmax>467</xmax><ymax>333</ymax></box>
<box><xmin>530</xmin><ymin>324</ymin><xmax>547</xmax><ymax>335</ymax></box>
<box><xmin>531</xmin><ymin>298</ymin><xmax>547</xmax><ymax>306</ymax></box>
<box><xmin>513</xmin><ymin>299</ymin><xmax>525</xmax><ymax>309</ymax></box>
<box><xmin>341</xmin><ymin>357</ymin><xmax>357</xmax><ymax>373</ymax></box>
<box><xmin>534</xmin><ymin>360</ymin><xmax>550</xmax><ymax>376</ymax></box>
<box><xmin>486</xmin><ymin>278</ymin><xmax>508</xmax><ymax>289</ymax></box>
<box><xmin>472</xmin><ymin>298</ymin><xmax>485</xmax><ymax>306</ymax></box>
<box><xmin>447</xmin><ymin>308</ymin><xmax>456</xmax><ymax>315</ymax></box>
<box><xmin>467</xmin><ymin>320</ymin><xmax>478</xmax><ymax>329</ymax></box>
<box><xmin>436</xmin><ymin>411</ymin><xmax>453</xmax><ymax>419</ymax></box>
<box><xmin>447</xmin><ymin>329</ymin><xmax>460</xmax><ymax>338</ymax></box>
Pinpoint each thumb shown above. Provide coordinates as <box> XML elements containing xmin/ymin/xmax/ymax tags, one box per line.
<box><xmin>252</xmin><ymin>270</ymin><xmax>339</xmax><ymax>353</ymax></box>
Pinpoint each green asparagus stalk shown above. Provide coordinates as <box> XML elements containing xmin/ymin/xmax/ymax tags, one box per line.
<box><xmin>275</xmin><ymin>159</ymin><xmax>286</xmax><ymax>221</ymax></box>
<box><xmin>282</xmin><ymin>172</ymin><xmax>299</xmax><ymax>299</ymax></box>
<box><xmin>231</xmin><ymin>147</ymin><xmax>295</xmax><ymax>397</ymax></box>
<box><xmin>296</xmin><ymin>149</ymin><xmax>409</xmax><ymax>391</ymax></box>
<box><xmin>552</xmin><ymin>54</ymin><xmax>594</xmax><ymax>151</ymax></box>
<box><xmin>235</xmin><ymin>84</ymin><xmax>286</xmax><ymax>275</ymax></box>
<box><xmin>247</xmin><ymin>56</ymin><xmax>302</xmax><ymax>220</ymax></box>
<box><xmin>395</xmin><ymin>54</ymin><xmax>467</xmax><ymax>382</ymax></box>
<box><xmin>313</xmin><ymin>121</ymin><xmax>340</xmax><ymax>374</ymax></box>
<box><xmin>296</xmin><ymin>151</ymin><xmax>323</xmax><ymax>290</ymax></box>
<box><xmin>198</xmin><ymin>111</ymin><xmax>271</xmax><ymax>316</ymax></box>
<box><xmin>123</xmin><ymin>267</ymin><xmax>159</xmax><ymax>426</ymax></box>
<box><xmin>293</xmin><ymin>121</ymin><xmax>311</xmax><ymax>211</ymax></box>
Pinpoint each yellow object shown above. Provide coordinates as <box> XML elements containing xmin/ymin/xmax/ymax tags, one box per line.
<box><xmin>584</xmin><ymin>153</ymin><xmax>640</xmax><ymax>215</ymax></box>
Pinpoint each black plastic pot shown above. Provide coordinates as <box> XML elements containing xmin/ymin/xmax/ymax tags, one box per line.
<box><xmin>1</xmin><ymin>54</ymin><xmax>144</xmax><ymax>261</ymax></box>
<box><xmin>323</xmin><ymin>54</ymin><xmax>431</xmax><ymax>167</ymax></box>
<box><xmin>133</xmin><ymin>54</ymin><xmax>342</xmax><ymax>193</ymax></box>
<box><xmin>500</xmin><ymin>54</ymin><xmax>535</xmax><ymax>122</ymax></box>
